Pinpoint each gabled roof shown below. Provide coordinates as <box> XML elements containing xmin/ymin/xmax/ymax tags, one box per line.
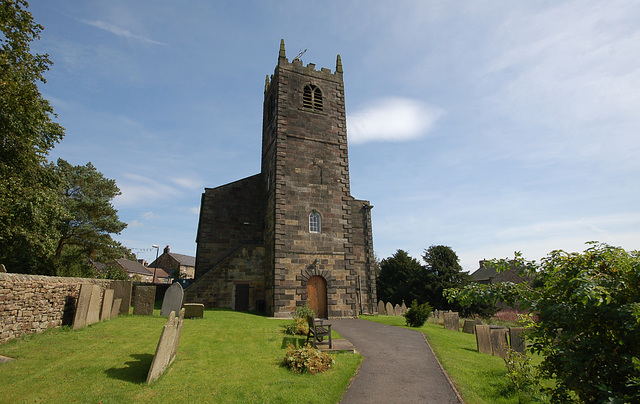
<box><xmin>169</xmin><ymin>252</ymin><xmax>195</xmax><ymax>267</ymax></box>
<box><xmin>471</xmin><ymin>260</ymin><xmax>528</xmax><ymax>284</ymax></box>
<box><xmin>116</xmin><ymin>258</ymin><xmax>153</xmax><ymax>276</ymax></box>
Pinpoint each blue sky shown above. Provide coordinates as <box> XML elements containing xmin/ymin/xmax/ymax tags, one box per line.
<box><xmin>30</xmin><ymin>1</ymin><xmax>640</xmax><ymax>271</ymax></box>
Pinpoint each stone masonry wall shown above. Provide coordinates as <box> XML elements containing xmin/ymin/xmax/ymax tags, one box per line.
<box><xmin>195</xmin><ymin>174</ymin><xmax>264</xmax><ymax>280</ymax></box>
<box><xmin>0</xmin><ymin>273</ymin><xmax>111</xmax><ymax>345</ymax></box>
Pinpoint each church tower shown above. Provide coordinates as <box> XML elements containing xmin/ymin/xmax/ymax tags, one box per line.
<box><xmin>262</xmin><ymin>40</ymin><xmax>375</xmax><ymax>317</ymax></box>
<box><xmin>189</xmin><ymin>40</ymin><xmax>375</xmax><ymax>318</ymax></box>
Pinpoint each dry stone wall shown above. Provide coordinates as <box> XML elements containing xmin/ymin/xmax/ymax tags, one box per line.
<box><xmin>0</xmin><ymin>273</ymin><xmax>112</xmax><ymax>344</ymax></box>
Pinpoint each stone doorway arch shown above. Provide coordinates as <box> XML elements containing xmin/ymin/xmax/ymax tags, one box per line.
<box><xmin>307</xmin><ymin>275</ymin><xmax>327</xmax><ymax>318</ymax></box>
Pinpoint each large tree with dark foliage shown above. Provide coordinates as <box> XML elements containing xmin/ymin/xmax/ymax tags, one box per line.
<box><xmin>0</xmin><ymin>0</ymin><xmax>65</xmax><ymax>273</ymax></box>
<box><xmin>0</xmin><ymin>1</ymin><xmax>127</xmax><ymax>277</ymax></box>
<box><xmin>376</xmin><ymin>249</ymin><xmax>423</xmax><ymax>305</ymax></box>
<box><xmin>422</xmin><ymin>245</ymin><xmax>471</xmax><ymax>310</ymax></box>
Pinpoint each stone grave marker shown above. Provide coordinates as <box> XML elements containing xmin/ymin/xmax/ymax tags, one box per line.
<box><xmin>475</xmin><ymin>325</ymin><xmax>492</xmax><ymax>355</ymax></box>
<box><xmin>434</xmin><ymin>309</ymin><xmax>439</xmax><ymax>319</ymax></box>
<box><xmin>394</xmin><ymin>304</ymin><xmax>401</xmax><ymax>317</ymax></box>
<box><xmin>401</xmin><ymin>301</ymin><xmax>407</xmax><ymax>314</ymax></box>
<box><xmin>100</xmin><ymin>289</ymin><xmax>114</xmax><ymax>321</ymax></box>
<box><xmin>444</xmin><ymin>312</ymin><xmax>460</xmax><ymax>331</ymax></box>
<box><xmin>85</xmin><ymin>285</ymin><xmax>102</xmax><ymax>326</ymax></box>
<box><xmin>462</xmin><ymin>319</ymin><xmax>476</xmax><ymax>334</ymax></box>
<box><xmin>491</xmin><ymin>328</ymin><xmax>510</xmax><ymax>358</ymax></box>
<box><xmin>73</xmin><ymin>284</ymin><xmax>93</xmax><ymax>330</ymax></box>
<box><xmin>439</xmin><ymin>310</ymin><xmax>445</xmax><ymax>320</ymax></box>
<box><xmin>110</xmin><ymin>298</ymin><xmax>122</xmax><ymax>319</ymax></box>
<box><xmin>183</xmin><ymin>303</ymin><xmax>204</xmax><ymax>319</ymax></box>
<box><xmin>110</xmin><ymin>280</ymin><xmax>132</xmax><ymax>315</ymax></box>
<box><xmin>377</xmin><ymin>300</ymin><xmax>385</xmax><ymax>315</ymax></box>
<box><xmin>160</xmin><ymin>283</ymin><xmax>184</xmax><ymax>316</ymax></box>
<box><xmin>146</xmin><ymin>308</ymin><xmax>185</xmax><ymax>384</ymax></box>
<box><xmin>133</xmin><ymin>285</ymin><xmax>156</xmax><ymax>315</ymax></box>
<box><xmin>509</xmin><ymin>327</ymin><xmax>526</xmax><ymax>353</ymax></box>
<box><xmin>386</xmin><ymin>302</ymin><xmax>394</xmax><ymax>316</ymax></box>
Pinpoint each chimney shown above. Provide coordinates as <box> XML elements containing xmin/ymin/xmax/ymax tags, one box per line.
<box><xmin>164</xmin><ymin>245</ymin><xmax>170</xmax><ymax>254</ymax></box>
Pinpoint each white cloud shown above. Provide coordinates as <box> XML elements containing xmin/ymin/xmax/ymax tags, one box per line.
<box><xmin>142</xmin><ymin>211</ymin><xmax>157</xmax><ymax>220</ymax></box>
<box><xmin>128</xmin><ymin>220</ymin><xmax>144</xmax><ymax>228</ymax></box>
<box><xmin>80</xmin><ymin>19</ymin><xmax>166</xmax><ymax>46</ymax></box>
<box><xmin>189</xmin><ymin>206</ymin><xmax>200</xmax><ymax>215</ymax></box>
<box><xmin>347</xmin><ymin>98</ymin><xmax>443</xmax><ymax>144</ymax></box>
<box><xmin>171</xmin><ymin>177</ymin><xmax>203</xmax><ymax>190</ymax></box>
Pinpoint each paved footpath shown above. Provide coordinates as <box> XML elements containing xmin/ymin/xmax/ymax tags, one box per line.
<box><xmin>331</xmin><ymin>319</ymin><xmax>463</xmax><ymax>404</ymax></box>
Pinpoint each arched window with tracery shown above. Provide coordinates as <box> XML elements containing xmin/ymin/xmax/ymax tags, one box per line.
<box><xmin>309</xmin><ymin>212</ymin><xmax>321</xmax><ymax>233</ymax></box>
<box><xmin>303</xmin><ymin>84</ymin><xmax>323</xmax><ymax>111</ymax></box>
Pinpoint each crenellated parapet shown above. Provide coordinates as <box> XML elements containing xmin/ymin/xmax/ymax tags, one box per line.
<box><xmin>265</xmin><ymin>39</ymin><xmax>343</xmax><ymax>93</ymax></box>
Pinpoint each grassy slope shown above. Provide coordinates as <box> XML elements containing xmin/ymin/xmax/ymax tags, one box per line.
<box><xmin>0</xmin><ymin>310</ymin><xmax>362</xmax><ymax>403</ymax></box>
<box><xmin>361</xmin><ymin>315</ymin><xmax>528</xmax><ymax>404</ymax></box>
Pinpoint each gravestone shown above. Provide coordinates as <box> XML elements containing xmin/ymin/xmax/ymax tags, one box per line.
<box><xmin>386</xmin><ymin>302</ymin><xmax>394</xmax><ymax>316</ymax></box>
<box><xmin>491</xmin><ymin>328</ymin><xmax>510</xmax><ymax>358</ymax></box>
<box><xmin>183</xmin><ymin>303</ymin><xmax>204</xmax><ymax>319</ymax></box>
<box><xmin>85</xmin><ymin>285</ymin><xmax>102</xmax><ymax>326</ymax></box>
<box><xmin>509</xmin><ymin>327</ymin><xmax>526</xmax><ymax>353</ymax></box>
<box><xmin>444</xmin><ymin>312</ymin><xmax>460</xmax><ymax>331</ymax></box>
<box><xmin>73</xmin><ymin>284</ymin><xmax>93</xmax><ymax>330</ymax></box>
<box><xmin>462</xmin><ymin>319</ymin><xmax>476</xmax><ymax>334</ymax></box>
<box><xmin>133</xmin><ymin>285</ymin><xmax>156</xmax><ymax>315</ymax></box>
<box><xmin>110</xmin><ymin>299</ymin><xmax>122</xmax><ymax>319</ymax></box>
<box><xmin>0</xmin><ymin>264</ymin><xmax>6</xmax><ymax>273</ymax></box>
<box><xmin>439</xmin><ymin>310</ymin><xmax>445</xmax><ymax>320</ymax></box>
<box><xmin>394</xmin><ymin>304</ymin><xmax>401</xmax><ymax>317</ymax></box>
<box><xmin>100</xmin><ymin>289</ymin><xmax>114</xmax><ymax>321</ymax></box>
<box><xmin>160</xmin><ymin>283</ymin><xmax>184</xmax><ymax>316</ymax></box>
<box><xmin>434</xmin><ymin>309</ymin><xmax>439</xmax><ymax>319</ymax></box>
<box><xmin>110</xmin><ymin>280</ymin><xmax>132</xmax><ymax>315</ymax></box>
<box><xmin>475</xmin><ymin>325</ymin><xmax>492</xmax><ymax>355</ymax></box>
<box><xmin>146</xmin><ymin>309</ymin><xmax>185</xmax><ymax>384</ymax></box>
<box><xmin>401</xmin><ymin>301</ymin><xmax>407</xmax><ymax>314</ymax></box>
<box><xmin>377</xmin><ymin>300</ymin><xmax>385</xmax><ymax>316</ymax></box>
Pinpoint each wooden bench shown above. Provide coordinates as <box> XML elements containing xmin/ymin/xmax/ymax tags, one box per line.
<box><xmin>306</xmin><ymin>315</ymin><xmax>332</xmax><ymax>349</ymax></box>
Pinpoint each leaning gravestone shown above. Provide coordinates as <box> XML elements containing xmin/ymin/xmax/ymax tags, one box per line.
<box><xmin>100</xmin><ymin>289</ymin><xmax>114</xmax><ymax>321</ymax></box>
<box><xmin>386</xmin><ymin>302</ymin><xmax>394</xmax><ymax>316</ymax></box>
<box><xmin>110</xmin><ymin>298</ymin><xmax>122</xmax><ymax>319</ymax></box>
<box><xmin>110</xmin><ymin>280</ymin><xmax>132</xmax><ymax>315</ymax></box>
<box><xmin>475</xmin><ymin>325</ymin><xmax>492</xmax><ymax>355</ymax></box>
<box><xmin>394</xmin><ymin>304</ymin><xmax>401</xmax><ymax>317</ymax></box>
<box><xmin>377</xmin><ymin>300</ymin><xmax>385</xmax><ymax>316</ymax></box>
<box><xmin>160</xmin><ymin>283</ymin><xmax>184</xmax><ymax>316</ymax></box>
<box><xmin>183</xmin><ymin>303</ymin><xmax>204</xmax><ymax>319</ymax></box>
<box><xmin>444</xmin><ymin>312</ymin><xmax>460</xmax><ymax>331</ymax></box>
<box><xmin>491</xmin><ymin>327</ymin><xmax>510</xmax><ymax>358</ymax></box>
<box><xmin>73</xmin><ymin>284</ymin><xmax>93</xmax><ymax>330</ymax></box>
<box><xmin>509</xmin><ymin>327</ymin><xmax>526</xmax><ymax>353</ymax></box>
<box><xmin>147</xmin><ymin>309</ymin><xmax>185</xmax><ymax>384</ymax></box>
<box><xmin>462</xmin><ymin>319</ymin><xmax>476</xmax><ymax>334</ymax></box>
<box><xmin>133</xmin><ymin>285</ymin><xmax>156</xmax><ymax>315</ymax></box>
<box><xmin>85</xmin><ymin>285</ymin><xmax>102</xmax><ymax>326</ymax></box>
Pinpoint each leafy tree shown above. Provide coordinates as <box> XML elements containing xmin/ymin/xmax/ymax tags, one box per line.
<box><xmin>52</xmin><ymin>159</ymin><xmax>127</xmax><ymax>276</ymax></box>
<box><xmin>422</xmin><ymin>245</ymin><xmax>471</xmax><ymax>311</ymax></box>
<box><xmin>0</xmin><ymin>0</ymin><xmax>65</xmax><ymax>273</ymax></box>
<box><xmin>377</xmin><ymin>249</ymin><xmax>423</xmax><ymax>305</ymax></box>
<box><xmin>446</xmin><ymin>243</ymin><xmax>640</xmax><ymax>403</ymax></box>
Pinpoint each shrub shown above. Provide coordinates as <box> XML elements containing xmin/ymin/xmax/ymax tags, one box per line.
<box><xmin>403</xmin><ymin>300</ymin><xmax>432</xmax><ymax>327</ymax></box>
<box><xmin>282</xmin><ymin>344</ymin><xmax>334</xmax><ymax>374</ymax></box>
<box><xmin>503</xmin><ymin>348</ymin><xmax>545</xmax><ymax>403</ymax></box>
<box><xmin>284</xmin><ymin>302</ymin><xmax>315</xmax><ymax>335</ymax></box>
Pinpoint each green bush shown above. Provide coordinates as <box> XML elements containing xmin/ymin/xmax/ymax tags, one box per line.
<box><xmin>282</xmin><ymin>344</ymin><xmax>334</xmax><ymax>374</ymax></box>
<box><xmin>503</xmin><ymin>348</ymin><xmax>545</xmax><ymax>403</ymax></box>
<box><xmin>403</xmin><ymin>300</ymin><xmax>432</xmax><ymax>327</ymax></box>
<box><xmin>284</xmin><ymin>301</ymin><xmax>315</xmax><ymax>335</ymax></box>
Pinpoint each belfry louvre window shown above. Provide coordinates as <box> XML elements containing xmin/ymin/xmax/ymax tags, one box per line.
<box><xmin>303</xmin><ymin>85</ymin><xmax>323</xmax><ymax>111</ymax></box>
<box><xmin>309</xmin><ymin>212</ymin><xmax>321</xmax><ymax>233</ymax></box>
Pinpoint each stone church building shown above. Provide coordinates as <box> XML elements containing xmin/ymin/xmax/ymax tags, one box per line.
<box><xmin>184</xmin><ymin>40</ymin><xmax>376</xmax><ymax>318</ymax></box>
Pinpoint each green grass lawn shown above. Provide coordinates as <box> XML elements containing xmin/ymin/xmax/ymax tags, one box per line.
<box><xmin>361</xmin><ymin>315</ymin><xmax>544</xmax><ymax>404</ymax></box>
<box><xmin>0</xmin><ymin>310</ymin><xmax>362</xmax><ymax>403</ymax></box>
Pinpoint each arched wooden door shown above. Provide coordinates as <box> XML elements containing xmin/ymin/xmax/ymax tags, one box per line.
<box><xmin>307</xmin><ymin>275</ymin><xmax>328</xmax><ymax>319</ymax></box>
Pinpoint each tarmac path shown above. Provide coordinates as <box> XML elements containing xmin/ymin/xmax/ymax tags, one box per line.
<box><xmin>331</xmin><ymin>318</ymin><xmax>463</xmax><ymax>404</ymax></box>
